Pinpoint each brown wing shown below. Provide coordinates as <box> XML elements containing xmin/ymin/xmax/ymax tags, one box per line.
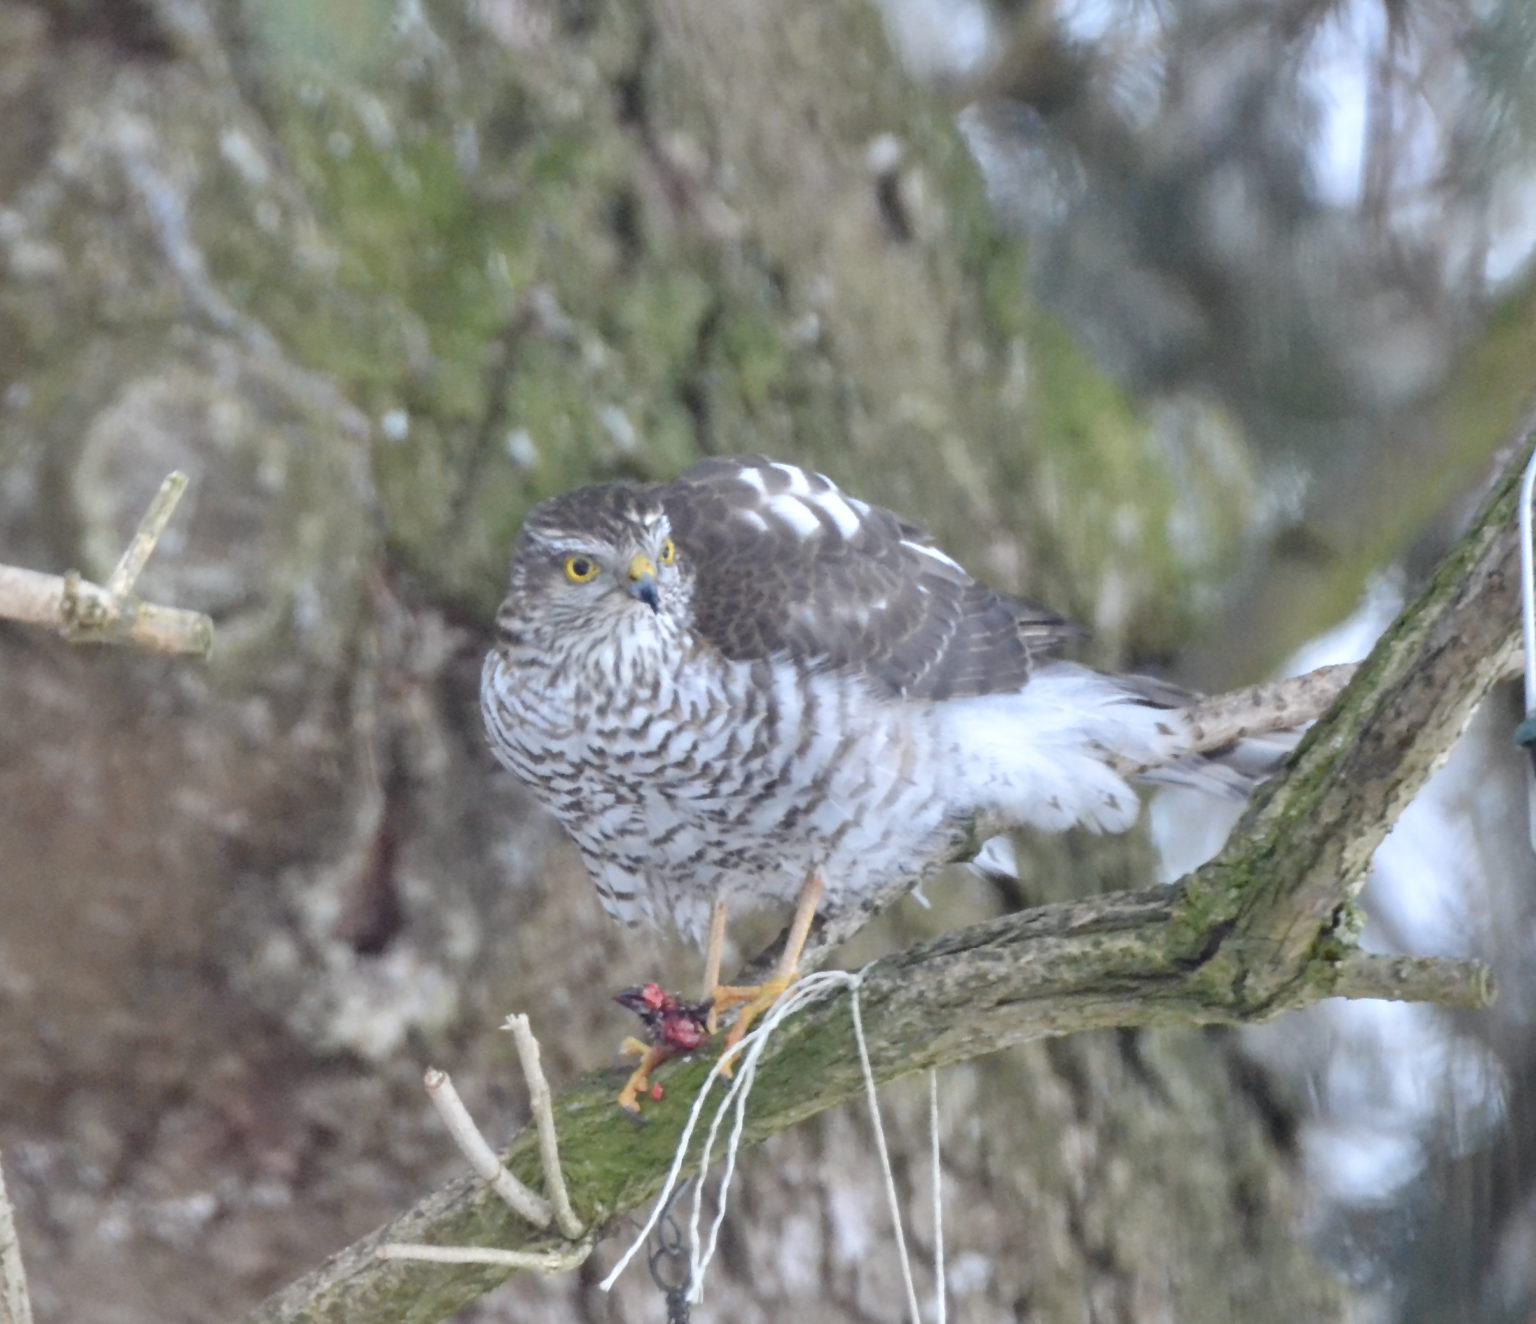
<box><xmin>659</xmin><ymin>456</ymin><xmax>1083</xmax><ymax>701</ymax></box>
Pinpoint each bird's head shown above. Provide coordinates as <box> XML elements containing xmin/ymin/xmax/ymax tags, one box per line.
<box><xmin>496</xmin><ymin>482</ymin><xmax>688</xmax><ymax>659</ymax></box>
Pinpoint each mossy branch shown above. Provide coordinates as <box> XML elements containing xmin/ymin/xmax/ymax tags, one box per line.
<box><xmin>1174</xmin><ymin>417</ymin><xmax>1531</xmax><ymax>1005</ymax></box>
<box><xmin>239</xmin><ymin>428</ymin><xmax>1530</xmax><ymax>1324</ymax></box>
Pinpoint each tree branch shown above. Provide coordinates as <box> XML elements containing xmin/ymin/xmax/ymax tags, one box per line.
<box><xmin>1328</xmin><ymin>951</ymin><xmax>1494</xmax><ymax>1007</ymax></box>
<box><xmin>0</xmin><ymin>472</ymin><xmax>213</xmax><ymax>657</ymax></box>
<box><xmin>1174</xmin><ymin>419</ymin><xmax>1531</xmax><ymax>1007</ymax></box>
<box><xmin>0</xmin><ymin>1150</ymin><xmax>34</xmax><ymax>1324</ymax></box>
<box><xmin>1118</xmin><ymin>662</ymin><xmax>1360</xmax><ymax>773</ymax></box>
<box><xmin>239</xmin><ymin>890</ymin><xmax>1492</xmax><ymax>1323</ymax></box>
<box><xmin>237</xmin><ymin>424</ymin><xmax>1529</xmax><ymax>1324</ymax></box>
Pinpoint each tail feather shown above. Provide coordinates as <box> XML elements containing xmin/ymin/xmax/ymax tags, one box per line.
<box><xmin>943</xmin><ymin>662</ymin><xmax>1296</xmax><ymax>840</ymax></box>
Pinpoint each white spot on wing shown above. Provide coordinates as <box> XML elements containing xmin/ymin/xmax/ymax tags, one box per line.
<box><xmin>735</xmin><ymin>509</ymin><xmax>769</xmax><ymax>534</ymax></box>
<box><xmin>771</xmin><ymin>461</ymin><xmax>814</xmax><ymax>494</ymax></box>
<box><xmin>768</xmin><ymin>493</ymin><xmax>823</xmax><ymax>538</ymax></box>
<box><xmin>902</xmin><ymin>539</ymin><xmax>966</xmax><ymax>573</ymax></box>
<box><xmin>808</xmin><ymin>489</ymin><xmax>861</xmax><ymax>538</ymax></box>
<box><xmin>738</xmin><ymin>467</ymin><xmax>769</xmax><ymax>495</ymax></box>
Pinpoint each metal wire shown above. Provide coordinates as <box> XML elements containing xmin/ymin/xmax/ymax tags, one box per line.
<box><xmin>648</xmin><ymin>1176</ymin><xmax>693</xmax><ymax>1323</ymax></box>
<box><xmin>1519</xmin><ymin>445</ymin><xmax>1536</xmax><ymax>852</ymax></box>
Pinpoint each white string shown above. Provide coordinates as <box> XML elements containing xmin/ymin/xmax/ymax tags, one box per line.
<box><xmin>598</xmin><ymin>969</ymin><xmax>851</xmax><ymax>1292</ymax></box>
<box><xmin>600</xmin><ymin>964</ymin><xmax>941</xmax><ymax>1324</ymax></box>
<box><xmin>850</xmin><ymin>974</ymin><xmax>922</xmax><ymax>1324</ymax></box>
<box><xmin>688</xmin><ymin>973</ymin><xmax>843</xmax><ymax>1294</ymax></box>
<box><xmin>930</xmin><ymin>1067</ymin><xmax>946</xmax><ymax>1324</ymax></box>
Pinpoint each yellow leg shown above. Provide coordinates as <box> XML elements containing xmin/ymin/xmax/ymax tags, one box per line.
<box><xmin>617</xmin><ymin>1040</ymin><xmax>672</xmax><ymax>1115</ymax></box>
<box><xmin>702</xmin><ymin>896</ymin><xmax>729</xmax><ymax>1029</ymax></box>
<box><xmin>713</xmin><ymin>872</ymin><xmax>824</xmax><ymax>1063</ymax></box>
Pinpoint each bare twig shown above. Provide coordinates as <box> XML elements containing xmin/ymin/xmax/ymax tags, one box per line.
<box><xmin>1328</xmin><ymin>951</ymin><xmax>1494</xmax><ymax>1008</ymax></box>
<box><xmin>503</xmin><ymin>1015</ymin><xmax>584</xmax><ymax>1239</ymax></box>
<box><xmin>377</xmin><ymin>1037</ymin><xmax>590</xmax><ymax>1278</ymax></box>
<box><xmin>417</xmin><ymin>1069</ymin><xmax>553</xmax><ymax>1230</ymax></box>
<box><xmin>0</xmin><ymin>472</ymin><xmax>212</xmax><ymax>657</ymax></box>
<box><xmin>106</xmin><ymin>472</ymin><xmax>189</xmax><ymax>598</ymax></box>
<box><xmin>0</xmin><ymin>1149</ymin><xmax>34</xmax><ymax>1324</ymax></box>
<box><xmin>1108</xmin><ymin>663</ymin><xmax>1359</xmax><ymax>780</ymax></box>
<box><xmin>376</xmin><ymin>1244</ymin><xmax>590</xmax><ymax>1272</ymax></box>
<box><xmin>1183</xmin><ymin>664</ymin><xmax>1360</xmax><ymax>747</ymax></box>
<box><xmin>1193</xmin><ymin>663</ymin><xmax>1356</xmax><ymax>752</ymax></box>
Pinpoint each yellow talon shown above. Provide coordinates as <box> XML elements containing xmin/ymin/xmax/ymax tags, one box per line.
<box><xmin>710</xmin><ymin>972</ymin><xmax>797</xmax><ymax>1074</ymax></box>
<box><xmin>616</xmin><ymin>1042</ymin><xmax>670</xmax><ymax>1115</ymax></box>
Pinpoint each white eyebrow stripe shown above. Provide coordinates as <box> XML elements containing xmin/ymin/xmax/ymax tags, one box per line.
<box><xmin>767</xmin><ymin>493</ymin><xmax>823</xmax><ymax>538</ymax></box>
<box><xmin>738</xmin><ymin>466</ymin><xmax>769</xmax><ymax>495</ymax></box>
<box><xmin>734</xmin><ymin>509</ymin><xmax>769</xmax><ymax>534</ymax></box>
<box><xmin>902</xmin><ymin>539</ymin><xmax>966</xmax><ymax>573</ymax></box>
<box><xmin>542</xmin><ymin>535</ymin><xmax>609</xmax><ymax>556</ymax></box>
<box><xmin>808</xmin><ymin>489</ymin><xmax>861</xmax><ymax>538</ymax></box>
<box><xmin>771</xmin><ymin>461</ymin><xmax>813</xmax><ymax>494</ymax></box>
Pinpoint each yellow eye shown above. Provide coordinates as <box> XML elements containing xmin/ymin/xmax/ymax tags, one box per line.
<box><xmin>659</xmin><ymin>537</ymin><xmax>676</xmax><ymax>566</ymax></box>
<box><xmin>564</xmin><ymin>555</ymin><xmax>599</xmax><ymax>583</ymax></box>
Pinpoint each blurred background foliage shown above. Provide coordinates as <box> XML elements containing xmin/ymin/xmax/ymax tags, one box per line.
<box><xmin>2</xmin><ymin>0</ymin><xmax>1535</xmax><ymax>1320</ymax></box>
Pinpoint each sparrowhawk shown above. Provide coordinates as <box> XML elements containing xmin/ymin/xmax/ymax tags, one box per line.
<box><xmin>481</xmin><ymin>456</ymin><xmax>1247</xmax><ymax>1107</ymax></box>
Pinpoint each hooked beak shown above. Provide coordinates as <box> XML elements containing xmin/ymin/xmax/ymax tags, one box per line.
<box><xmin>626</xmin><ymin>553</ymin><xmax>660</xmax><ymax>612</ymax></box>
